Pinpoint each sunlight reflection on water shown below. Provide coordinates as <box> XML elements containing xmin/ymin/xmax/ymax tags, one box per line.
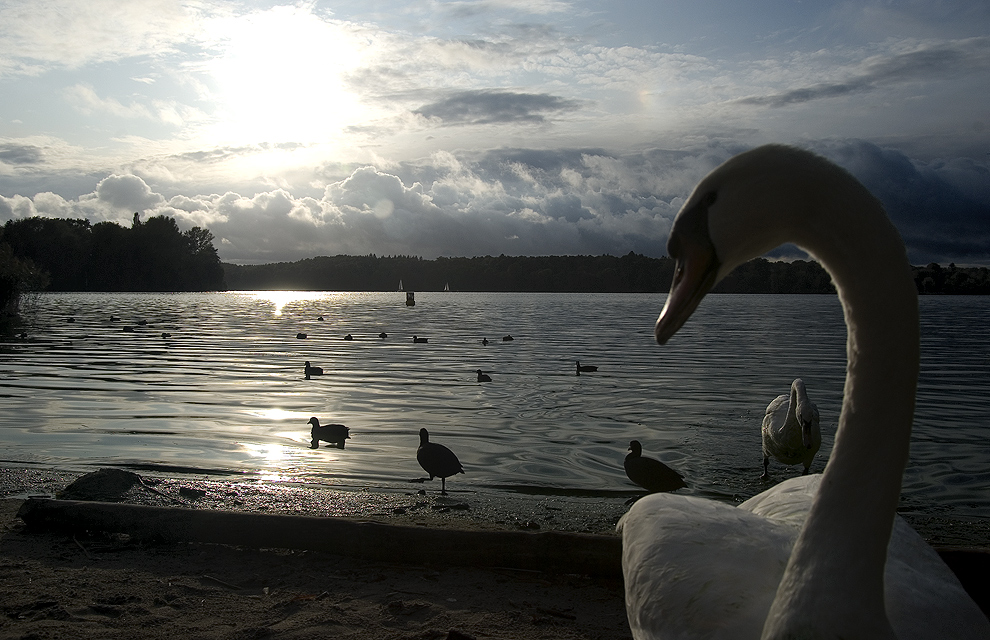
<box><xmin>1</xmin><ymin>291</ymin><xmax>989</xmax><ymax>523</ymax></box>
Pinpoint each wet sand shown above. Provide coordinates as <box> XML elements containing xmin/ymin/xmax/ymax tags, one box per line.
<box><xmin>1</xmin><ymin>467</ymin><xmax>633</xmax><ymax>640</ymax></box>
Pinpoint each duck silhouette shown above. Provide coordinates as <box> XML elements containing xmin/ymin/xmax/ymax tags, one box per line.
<box><xmin>304</xmin><ymin>361</ymin><xmax>323</xmax><ymax>379</ymax></box>
<box><xmin>417</xmin><ymin>428</ymin><xmax>464</xmax><ymax>494</ymax></box>
<box><xmin>476</xmin><ymin>369</ymin><xmax>492</xmax><ymax>382</ymax></box>
<box><xmin>624</xmin><ymin>440</ymin><xmax>686</xmax><ymax>493</ymax></box>
<box><xmin>308</xmin><ymin>417</ymin><xmax>349</xmax><ymax>449</ymax></box>
<box><xmin>576</xmin><ymin>360</ymin><xmax>598</xmax><ymax>376</ymax></box>
<box><xmin>413</xmin><ymin>335</ymin><xmax>428</xmax><ymax>343</ymax></box>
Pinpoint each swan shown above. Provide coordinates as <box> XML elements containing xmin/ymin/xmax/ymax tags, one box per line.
<box><xmin>416</xmin><ymin>428</ymin><xmax>464</xmax><ymax>494</ymax></box>
<box><xmin>618</xmin><ymin>145</ymin><xmax>990</xmax><ymax>640</ymax></box>
<box><xmin>476</xmin><ymin>369</ymin><xmax>492</xmax><ymax>382</ymax></box>
<box><xmin>624</xmin><ymin>440</ymin><xmax>686</xmax><ymax>493</ymax></box>
<box><xmin>762</xmin><ymin>378</ymin><xmax>821</xmax><ymax>479</ymax></box>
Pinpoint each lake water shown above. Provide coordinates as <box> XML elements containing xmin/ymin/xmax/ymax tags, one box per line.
<box><xmin>2</xmin><ymin>291</ymin><xmax>989</xmax><ymax>528</ymax></box>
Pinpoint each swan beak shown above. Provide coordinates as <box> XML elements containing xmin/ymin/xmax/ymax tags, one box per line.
<box><xmin>655</xmin><ymin>198</ymin><xmax>721</xmax><ymax>344</ymax></box>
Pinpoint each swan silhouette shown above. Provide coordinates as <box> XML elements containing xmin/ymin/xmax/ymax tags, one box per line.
<box><xmin>762</xmin><ymin>378</ymin><xmax>821</xmax><ymax>479</ymax></box>
<box><xmin>618</xmin><ymin>145</ymin><xmax>990</xmax><ymax>639</ymax></box>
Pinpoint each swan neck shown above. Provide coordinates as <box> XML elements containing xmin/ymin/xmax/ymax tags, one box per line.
<box><xmin>763</xmin><ymin>167</ymin><xmax>920</xmax><ymax>638</ymax></box>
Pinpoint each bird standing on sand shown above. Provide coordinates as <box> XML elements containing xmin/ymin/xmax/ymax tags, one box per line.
<box><xmin>417</xmin><ymin>428</ymin><xmax>464</xmax><ymax>494</ymax></box>
<box><xmin>304</xmin><ymin>361</ymin><xmax>323</xmax><ymax>379</ymax></box>
<box><xmin>576</xmin><ymin>361</ymin><xmax>598</xmax><ymax>376</ymax></box>
<box><xmin>476</xmin><ymin>369</ymin><xmax>492</xmax><ymax>382</ymax></box>
<box><xmin>762</xmin><ymin>378</ymin><xmax>821</xmax><ymax>479</ymax></box>
<box><xmin>624</xmin><ymin>440</ymin><xmax>686</xmax><ymax>493</ymax></box>
<box><xmin>308</xmin><ymin>417</ymin><xmax>349</xmax><ymax>449</ymax></box>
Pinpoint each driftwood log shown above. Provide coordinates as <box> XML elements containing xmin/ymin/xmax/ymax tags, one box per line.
<box><xmin>16</xmin><ymin>498</ymin><xmax>623</xmax><ymax>577</ymax></box>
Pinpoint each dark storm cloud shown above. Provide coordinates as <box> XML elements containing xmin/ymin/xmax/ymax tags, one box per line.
<box><xmin>739</xmin><ymin>38</ymin><xmax>990</xmax><ymax>107</ymax></box>
<box><xmin>812</xmin><ymin>139</ymin><xmax>990</xmax><ymax>264</ymax></box>
<box><xmin>0</xmin><ymin>144</ymin><xmax>44</xmax><ymax>165</ymax></box>
<box><xmin>414</xmin><ymin>90</ymin><xmax>582</xmax><ymax>126</ymax></box>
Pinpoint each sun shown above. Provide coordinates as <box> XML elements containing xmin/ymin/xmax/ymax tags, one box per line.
<box><xmin>204</xmin><ymin>6</ymin><xmax>371</xmax><ymax>146</ymax></box>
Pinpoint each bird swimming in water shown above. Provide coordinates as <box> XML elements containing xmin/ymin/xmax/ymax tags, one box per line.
<box><xmin>304</xmin><ymin>361</ymin><xmax>323</xmax><ymax>379</ymax></box>
<box><xmin>576</xmin><ymin>361</ymin><xmax>598</xmax><ymax>376</ymax></box>
<box><xmin>308</xmin><ymin>417</ymin><xmax>349</xmax><ymax>449</ymax></box>
<box><xmin>476</xmin><ymin>369</ymin><xmax>492</xmax><ymax>382</ymax></box>
<box><xmin>762</xmin><ymin>378</ymin><xmax>821</xmax><ymax>479</ymax></box>
<box><xmin>296</xmin><ymin>332</ymin><xmax>307</xmax><ymax>339</ymax></box>
<box><xmin>379</xmin><ymin>332</ymin><xmax>388</xmax><ymax>339</ymax></box>
<box><xmin>413</xmin><ymin>335</ymin><xmax>428</xmax><ymax>343</ymax></box>
<box><xmin>417</xmin><ymin>428</ymin><xmax>464</xmax><ymax>494</ymax></box>
<box><xmin>624</xmin><ymin>440</ymin><xmax>686</xmax><ymax>493</ymax></box>
<box><xmin>482</xmin><ymin>337</ymin><xmax>489</xmax><ymax>345</ymax></box>
<box><xmin>344</xmin><ymin>334</ymin><xmax>353</xmax><ymax>340</ymax></box>
<box><xmin>502</xmin><ymin>335</ymin><xmax>514</xmax><ymax>341</ymax></box>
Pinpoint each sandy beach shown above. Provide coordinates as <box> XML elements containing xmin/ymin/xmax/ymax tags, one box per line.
<box><xmin>1</xmin><ymin>466</ymin><xmax>632</xmax><ymax>640</ymax></box>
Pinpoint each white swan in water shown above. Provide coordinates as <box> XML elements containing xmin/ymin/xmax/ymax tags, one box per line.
<box><xmin>618</xmin><ymin>145</ymin><xmax>990</xmax><ymax>640</ymax></box>
<box><xmin>762</xmin><ymin>378</ymin><xmax>821</xmax><ymax>479</ymax></box>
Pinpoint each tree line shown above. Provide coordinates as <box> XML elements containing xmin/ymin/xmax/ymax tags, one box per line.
<box><xmin>1</xmin><ymin>215</ymin><xmax>225</xmax><ymax>325</ymax></box>
<box><xmin>222</xmin><ymin>252</ymin><xmax>842</xmax><ymax>294</ymax></box>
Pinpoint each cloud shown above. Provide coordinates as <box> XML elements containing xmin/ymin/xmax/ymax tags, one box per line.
<box><xmin>737</xmin><ymin>37</ymin><xmax>990</xmax><ymax>107</ymax></box>
<box><xmin>0</xmin><ymin>144</ymin><xmax>44</xmax><ymax>166</ymax></box>
<box><xmin>95</xmin><ymin>174</ymin><xmax>165</xmax><ymax>212</ymax></box>
<box><xmin>2</xmin><ymin>139</ymin><xmax>988</xmax><ymax>266</ymax></box>
<box><xmin>414</xmin><ymin>90</ymin><xmax>583</xmax><ymax>125</ymax></box>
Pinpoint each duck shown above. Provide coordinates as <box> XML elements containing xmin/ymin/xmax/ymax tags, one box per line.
<box><xmin>482</xmin><ymin>337</ymin><xmax>489</xmax><ymax>345</ymax></box>
<box><xmin>476</xmin><ymin>369</ymin><xmax>492</xmax><ymax>382</ymax></box>
<box><xmin>413</xmin><ymin>335</ymin><xmax>428</xmax><ymax>343</ymax></box>
<box><xmin>344</xmin><ymin>334</ymin><xmax>353</xmax><ymax>340</ymax></box>
<box><xmin>304</xmin><ymin>361</ymin><xmax>323</xmax><ymax>379</ymax></box>
<box><xmin>296</xmin><ymin>332</ymin><xmax>307</xmax><ymax>339</ymax></box>
<box><xmin>617</xmin><ymin>145</ymin><xmax>990</xmax><ymax>639</ymax></box>
<box><xmin>379</xmin><ymin>332</ymin><xmax>388</xmax><ymax>339</ymax></box>
<box><xmin>624</xmin><ymin>440</ymin><xmax>686</xmax><ymax>493</ymax></box>
<box><xmin>308</xmin><ymin>417</ymin><xmax>349</xmax><ymax>449</ymax></box>
<box><xmin>575</xmin><ymin>360</ymin><xmax>598</xmax><ymax>376</ymax></box>
<box><xmin>502</xmin><ymin>334</ymin><xmax>514</xmax><ymax>341</ymax></box>
<box><xmin>762</xmin><ymin>378</ymin><xmax>821</xmax><ymax>479</ymax></box>
<box><xmin>416</xmin><ymin>428</ymin><xmax>464</xmax><ymax>494</ymax></box>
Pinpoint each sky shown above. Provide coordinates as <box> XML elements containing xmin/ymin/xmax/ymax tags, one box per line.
<box><xmin>0</xmin><ymin>0</ymin><xmax>988</xmax><ymax>266</ymax></box>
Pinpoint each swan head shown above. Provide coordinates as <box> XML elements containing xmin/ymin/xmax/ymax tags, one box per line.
<box><xmin>656</xmin><ymin>145</ymin><xmax>819</xmax><ymax>344</ymax></box>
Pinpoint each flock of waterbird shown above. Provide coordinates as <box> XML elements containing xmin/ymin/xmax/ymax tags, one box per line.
<box><xmin>302</xmin><ymin>335</ymin><xmax>821</xmax><ymax>496</ymax></box>
<box><xmin>305</xmin><ymin>145</ymin><xmax>989</xmax><ymax>638</ymax></box>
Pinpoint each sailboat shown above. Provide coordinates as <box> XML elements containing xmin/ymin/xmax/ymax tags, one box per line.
<box><xmin>398</xmin><ymin>280</ymin><xmax>403</xmax><ymax>291</ymax></box>
<box><xmin>444</xmin><ymin>282</ymin><xmax>450</xmax><ymax>292</ymax></box>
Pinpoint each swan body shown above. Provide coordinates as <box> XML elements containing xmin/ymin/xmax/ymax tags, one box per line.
<box><xmin>308</xmin><ymin>417</ymin><xmax>349</xmax><ymax>449</ymax></box>
<box><xmin>624</xmin><ymin>440</ymin><xmax>686</xmax><ymax>493</ymax></box>
<box><xmin>762</xmin><ymin>378</ymin><xmax>821</xmax><ymax>478</ymax></box>
<box><xmin>417</xmin><ymin>428</ymin><xmax>464</xmax><ymax>494</ymax></box>
<box><xmin>618</xmin><ymin>145</ymin><xmax>989</xmax><ymax>639</ymax></box>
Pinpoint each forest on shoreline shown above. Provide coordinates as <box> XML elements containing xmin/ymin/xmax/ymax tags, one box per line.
<box><xmin>2</xmin><ymin>216</ymin><xmax>989</xmax><ymax>326</ymax></box>
<box><xmin>223</xmin><ymin>253</ymin><xmax>990</xmax><ymax>295</ymax></box>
